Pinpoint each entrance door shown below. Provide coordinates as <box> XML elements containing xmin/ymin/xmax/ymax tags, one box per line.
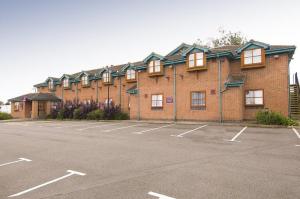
<box><xmin>38</xmin><ymin>101</ymin><xmax>46</xmax><ymax>119</ymax></box>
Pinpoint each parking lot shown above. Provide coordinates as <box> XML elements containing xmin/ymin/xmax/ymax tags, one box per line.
<box><xmin>0</xmin><ymin>120</ymin><xmax>299</xmax><ymax>199</ymax></box>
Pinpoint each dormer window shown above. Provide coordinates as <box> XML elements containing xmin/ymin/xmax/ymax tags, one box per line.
<box><xmin>126</xmin><ymin>69</ymin><xmax>136</xmax><ymax>81</ymax></box>
<box><xmin>48</xmin><ymin>80</ymin><xmax>54</xmax><ymax>90</ymax></box>
<box><xmin>103</xmin><ymin>72</ymin><xmax>111</xmax><ymax>83</ymax></box>
<box><xmin>244</xmin><ymin>49</ymin><xmax>262</xmax><ymax>65</ymax></box>
<box><xmin>188</xmin><ymin>52</ymin><xmax>204</xmax><ymax>68</ymax></box>
<box><xmin>63</xmin><ymin>78</ymin><xmax>69</xmax><ymax>88</ymax></box>
<box><xmin>241</xmin><ymin>48</ymin><xmax>265</xmax><ymax>68</ymax></box>
<box><xmin>81</xmin><ymin>75</ymin><xmax>89</xmax><ymax>86</ymax></box>
<box><xmin>148</xmin><ymin>60</ymin><xmax>161</xmax><ymax>73</ymax></box>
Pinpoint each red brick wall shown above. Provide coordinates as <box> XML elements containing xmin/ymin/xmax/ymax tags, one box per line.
<box><xmin>35</xmin><ymin>53</ymin><xmax>290</xmax><ymax>121</ymax></box>
<box><xmin>230</xmin><ymin>54</ymin><xmax>289</xmax><ymax>119</ymax></box>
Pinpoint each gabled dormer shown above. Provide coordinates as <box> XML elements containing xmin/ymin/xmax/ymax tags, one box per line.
<box><xmin>121</xmin><ymin>63</ymin><xmax>137</xmax><ymax>83</ymax></box>
<box><xmin>99</xmin><ymin>68</ymin><xmax>113</xmax><ymax>85</ymax></box>
<box><xmin>76</xmin><ymin>71</ymin><xmax>91</xmax><ymax>87</ymax></box>
<box><xmin>143</xmin><ymin>52</ymin><xmax>164</xmax><ymax>77</ymax></box>
<box><xmin>166</xmin><ymin>43</ymin><xmax>192</xmax><ymax>57</ymax></box>
<box><xmin>60</xmin><ymin>74</ymin><xmax>71</xmax><ymax>89</ymax></box>
<box><xmin>182</xmin><ymin>44</ymin><xmax>210</xmax><ymax>72</ymax></box>
<box><xmin>45</xmin><ymin>77</ymin><xmax>58</xmax><ymax>92</ymax></box>
<box><xmin>236</xmin><ymin>40</ymin><xmax>270</xmax><ymax>69</ymax></box>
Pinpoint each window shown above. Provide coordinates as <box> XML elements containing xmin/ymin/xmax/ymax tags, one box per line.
<box><xmin>191</xmin><ymin>91</ymin><xmax>206</xmax><ymax>109</ymax></box>
<box><xmin>245</xmin><ymin>90</ymin><xmax>263</xmax><ymax>106</ymax></box>
<box><xmin>63</xmin><ymin>78</ymin><xmax>69</xmax><ymax>88</ymax></box>
<box><xmin>244</xmin><ymin>49</ymin><xmax>262</xmax><ymax>65</ymax></box>
<box><xmin>103</xmin><ymin>72</ymin><xmax>111</xmax><ymax>83</ymax></box>
<box><xmin>82</xmin><ymin>75</ymin><xmax>89</xmax><ymax>86</ymax></box>
<box><xmin>151</xmin><ymin>94</ymin><xmax>163</xmax><ymax>108</ymax></box>
<box><xmin>14</xmin><ymin>102</ymin><xmax>20</xmax><ymax>111</ymax></box>
<box><xmin>188</xmin><ymin>53</ymin><xmax>204</xmax><ymax>68</ymax></box>
<box><xmin>148</xmin><ymin>60</ymin><xmax>161</xmax><ymax>73</ymax></box>
<box><xmin>126</xmin><ymin>69</ymin><xmax>136</xmax><ymax>80</ymax></box>
<box><xmin>48</xmin><ymin>80</ymin><xmax>54</xmax><ymax>90</ymax></box>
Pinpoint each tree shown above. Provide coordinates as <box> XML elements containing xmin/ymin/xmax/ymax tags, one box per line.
<box><xmin>211</xmin><ymin>28</ymin><xmax>247</xmax><ymax>47</ymax></box>
<box><xmin>196</xmin><ymin>28</ymin><xmax>247</xmax><ymax>48</ymax></box>
<box><xmin>0</xmin><ymin>101</ymin><xmax>3</xmax><ymax>110</ymax></box>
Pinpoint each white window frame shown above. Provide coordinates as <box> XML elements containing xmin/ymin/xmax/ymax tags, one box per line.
<box><xmin>148</xmin><ymin>60</ymin><xmax>161</xmax><ymax>73</ymax></box>
<box><xmin>48</xmin><ymin>80</ymin><xmax>54</xmax><ymax>90</ymax></box>
<box><xmin>188</xmin><ymin>52</ymin><xmax>204</xmax><ymax>68</ymax></box>
<box><xmin>126</xmin><ymin>69</ymin><xmax>136</xmax><ymax>80</ymax></box>
<box><xmin>244</xmin><ymin>49</ymin><xmax>262</xmax><ymax>65</ymax></box>
<box><xmin>81</xmin><ymin>75</ymin><xmax>89</xmax><ymax>86</ymax></box>
<box><xmin>191</xmin><ymin>91</ymin><xmax>206</xmax><ymax>109</ymax></box>
<box><xmin>63</xmin><ymin>78</ymin><xmax>69</xmax><ymax>88</ymax></box>
<box><xmin>151</xmin><ymin>94</ymin><xmax>163</xmax><ymax>108</ymax></box>
<box><xmin>103</xmin><ymin>72</ymin><xmax>111</xmax><ymax>83</ymax></box>
<box><xmin>245</xmin><ymin>89</ymin><xmax>264</xmax><ymax>106</ymax></box>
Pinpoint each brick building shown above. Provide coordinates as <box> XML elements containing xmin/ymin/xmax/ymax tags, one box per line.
<box><xmin>9</xmin><ymin>40</ymin><xmax>296</xmax><ymax>121</ymax></box>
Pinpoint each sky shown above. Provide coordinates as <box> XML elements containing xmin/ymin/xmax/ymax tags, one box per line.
<box><xmin>0</xmin><ymin>0</ymin><xmax>299</xmax><ymax>103</ymax></box>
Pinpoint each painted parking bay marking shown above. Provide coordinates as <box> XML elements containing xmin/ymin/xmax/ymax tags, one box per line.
<box><xmin>132</xmin><ymin>124</ymin><xmax>174</xmax><ymax>135</ymax></box>
<box><xmin>148</xmin><ymin>191</ymin><xmax>176</xmax><ymax>199</ymax></box>
<box><xmin>225</xmin><ymin>126</ymin><xmax>248</xmax><ymax>142</ymax></box>
<box><xmin>103</xmin><ymin>124</ymin><xmax>140</xmax><ymax>132</ymax></box>
<box><xmin>77</xmin><ymin>123</ymin><xmax>120</xmax><ymax>131</ymax></box>
<box><xmin>292</xmin><ymin>128</ymin><xmax>300</xmax><ymax>139</ymax></box>
<box><xmin>8</xmin><ymin>170</ymin><xmax>86</xmax><ymax>198</ymax></box>
<box><xmin>0</xmin><ymin>158</ymin><xmax>32</xmax><ymax>167</ymax></box>
<box><xmin>171</xmin><ymin>125</ymin><xmax>207</xmax><ymax>138</ymax></box>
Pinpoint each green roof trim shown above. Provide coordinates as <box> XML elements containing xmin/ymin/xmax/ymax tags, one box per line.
<box><xmin>236</xmin><ymin>40</ymin><xmax>270</xmax><ymax>54</ymax></box>
<box><xmin>225</xmin><ymin>81</ymin><xmax>244</xmax><ymax>88</ymax></box>
<box><xmin>143</xmin><ymin>52</ymin><xmax>165</xmax><ymax>63</ymax></box>
<box><xmin>126</xmin><ymin>85</ymin><xmax>138</xmax><ymax>94</ymax></box>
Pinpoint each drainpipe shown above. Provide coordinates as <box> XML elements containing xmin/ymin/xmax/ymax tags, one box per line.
<box><xmin>288</xmin><ymin>57</ymin><xmax>291</xmax><ymax>118</ymax></box>
<box><xmin>119</xmin><ymin>76</ymin><xmax>122</xmax><ymax>108</ymax></box>
<box><xmin>218</xmin><ymin>55</ymin><xmax>223</xmax><ymax>123</ymax></box>
<box><xmin>96</xmin><ymin>80</ymin><xmax>99</xmax><ymax>103</ymax></box>
<box><xmin>76</xmin><ymin>83</ymin><xmax>78</xmax><ymax>103</ymax></box>
<box><xmin>61</xmin><ymin>85</ymin><xmax>64</xmax><ymax>104</ymax></box>
<box><xmin>137</xmin><ymin>70</ymin><xmax>141</xmax><ymax>120</ymax></box>
<box><xmin>173</xmin><ymin>65</ymin><xmax>177</xmax><ymax>121</ymax></box>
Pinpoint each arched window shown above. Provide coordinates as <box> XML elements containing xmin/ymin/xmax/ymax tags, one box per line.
<box><xmin>126</xmin><ymin>69</ymin><xmax>136</xmax><ymax>80</ymax></box>
<box><xmin>81</xmin><ymin>75</ymin><xmax>89</xmax><ymax>86</ymax></box>
<box><xmin>188</xmin><ymin>52</ymin><xmax>204</xmax><ymax>68</ymax></box>
<box><xmin>148</xmin><ymin>60</ymin><xmax>161</xmax><ymax>73</ymax></box>
<box><xmin>103</xmin><ymin>72</ymin><xmax>111</xmax><ymax>83</ymax></box>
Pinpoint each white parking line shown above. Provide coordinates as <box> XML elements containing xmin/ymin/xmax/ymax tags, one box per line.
<box><xmin>148</xmin><ymin>191</ymin><xmax>176</xmax><ymax>199</ymax></box>
<box><xmin>55</xmin><ymin>122</ymin><xmax>102</xmax><ymax>129</ymax></box>
<box><xmin>171</xmin><ymin>125</ymin><xmax>207</xmax><ymax>138</ymax></box>
<box><xmin>226</xmin><ymin>126</ymin><xmax>248</xmax><ymax>142</ymax></box>
<box><xmin>296</xmin><ymin>145</ymin><xmax>300</xmax><ymax>147</ymax></box>
<box><xmin>103</xmin><ymin>124</ymin><xmax>140</xmax><ymax>132</ymax></box>
<box><xmin>0</xmin><ymin>158</ymin><xmax>32</xmax><ymax>167</ymax></box>
<box><xmin>77</xmin><ymin>123</ymin><xmax>120</xmax><ymax>131</ymax></box>
<box><xmin>8</xmin><ymin>170</ymin><xmax>86</xmax><ymax>197</ymax></box>
<box><xmin>132</xmin><ymin>124</ymin><xmax>174</xmax><ymax>135</ymax></box>
<box><xmin>292</xmin><ymin>128</ymin><xmax>300</xmax><ymax>139</ymax></box>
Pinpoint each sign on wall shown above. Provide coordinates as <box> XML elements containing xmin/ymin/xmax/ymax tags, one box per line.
<box><xmin>166</xmin><ymin>97</ymin><xmax>173</xmax><ymax>104</ymax></box>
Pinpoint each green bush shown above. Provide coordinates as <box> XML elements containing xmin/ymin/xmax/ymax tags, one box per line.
<box><xmin>87</xmin><ymin>109</ymin><xmax>104</xmax><ymax>120</ymax></box>
<box><xmin>57</xmin><ymin>109</ymin><xmax>65</xmax><ymax>120</ymax></box>
<box><xmin>113</xmin><ymin>112</ymin><xmax>129</xmax><ymax>120</ymax></box>
<box><xmin>256</xmin><ymin>110</ymin><xmax>298</xmax><ymax>126</ymax></box>
<box><xmin>73</xmin><ymin>108</ymin><xmax>82</xmax><ymax>120</ymax></box>
<box><xmin>0</xmin><ymin>112</ymin><xmax>12</xmax><ymax>120</ymax></box>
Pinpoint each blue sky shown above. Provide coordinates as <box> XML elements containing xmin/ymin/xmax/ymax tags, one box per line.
<box><xmin>0</xmin><ymin>0</ymin><xmax>299</xmax><ymax>102</ymax></box>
